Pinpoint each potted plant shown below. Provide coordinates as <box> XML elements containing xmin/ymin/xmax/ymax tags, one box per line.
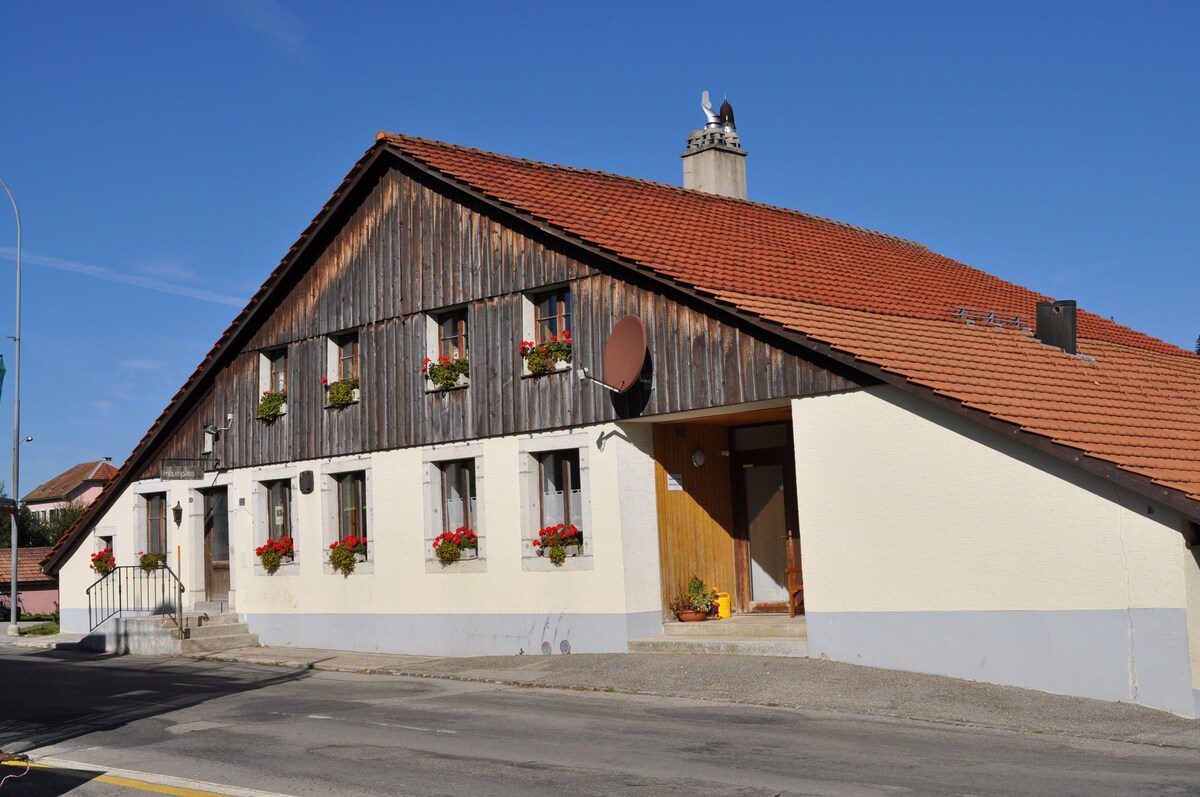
<box><xmin>90</xmin><ymin>547</ymin><xmax>116</xmax><ymax>577</ymax></box>
<box><xmin>328</xmin><ymin>534</ymin><xmax>368</xmax><ymax>576</ymax></box>
<box><xmin>322</xmin><ymin>376</ymin><xmax>360</xmax><ymax>408</ymax></box>
<box><xmin>518</xmin><ymin>331</ymin><xmax>572</xmax><ymax>375</ymax></box>
<box><xmin>257</xmin><ymin>389</ymin><xmax>288</xmax><ymax>422</ymax></box>
<box><xmin>671</xmin><ymin>575</ymin><xmax>717</xmax><ymax>621</ymax></box>
<box><xmin>422</xmin><ymin>356</ymin><xmax>470</xmax><ymax>390</ymax></box>
<box><xmin>137</xmin><ymin>551</ymin><xmax>167</xmax><ymax>573</ymax></box>
<box><xmin>532</xmin><ymin>523</ymin><xmax>584</xmax><ymax>566</ymax></box>
<box><xmin>256</xmin><ymin>536</ymin><xmax>295</xmax><ymax>573</ymax></box>
<box><xmin>432</xmin><ymin>526</ymin><xmax>478</xmax><ymax>565</ymax></box>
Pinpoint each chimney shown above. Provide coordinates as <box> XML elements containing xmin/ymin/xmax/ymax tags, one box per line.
<box><xmin>1035</xmin><ymin>300</ymin><xmax>1077</xmax><ymax>355</ymax></box>
<box><xmin>681</xmin><ymin>91</ymin><xmax>747</xmax><ymax>199</ymax></box>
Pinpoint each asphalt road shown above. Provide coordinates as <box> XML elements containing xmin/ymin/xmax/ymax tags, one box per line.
<box><xmin>2</xmin><ymin>647</ymin><xmax>1198</xmax><ymax>797</ymax></box>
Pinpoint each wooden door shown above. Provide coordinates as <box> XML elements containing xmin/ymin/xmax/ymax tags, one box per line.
<box><xmin>653</xmin><ymin>424</ymin><xmax>736</xmax><ymax>613</ymax></box>
<box><xmin>732</xmin><ymin>447</ymin><xmax>800</xmax><ymax>612</ymax></box>
<box><xmin>203</xmin><ymin>488</ymin><xmax>230</xmax><ymax>602</ymax></box>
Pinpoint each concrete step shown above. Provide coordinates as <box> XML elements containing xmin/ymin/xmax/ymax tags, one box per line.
<box><xmin>181</xmin><ymin>632</ymin><xmax>260</xmax><ymax>655</ymax></box>
<box><xmin>193</xmin><ymin>601</ymin><xmax>232</xmax><ymax>614</ymax></box>
<box><xmin>179</xmin><ymin>612</ymin><xmax>245</xmax><ymax>628</ymax></box>
<box><xmin>184</xmin><ymin>622</ymin><xmax>252</xmax><ymax>640</ymax></box>
<box><xmin>628</xmin><ymin>636</ymin><xmax>809</xmax><ymax>657</ymax></box>
<box><xmin>663</xmin><ymin>615</ymin><xmax>807</xmax><ymax>638</ymax></box>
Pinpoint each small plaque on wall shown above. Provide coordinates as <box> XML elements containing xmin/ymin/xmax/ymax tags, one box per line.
<box><xmin>667</xmin><ymin>473</ymin><xmax>683</xmax><ymax>491</ymax></box>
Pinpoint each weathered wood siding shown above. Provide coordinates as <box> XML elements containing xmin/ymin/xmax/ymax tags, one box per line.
<box><xmin>138</xmin><ymin>163</ymin><xmax>862</xmax><ymax>478</ymax></box>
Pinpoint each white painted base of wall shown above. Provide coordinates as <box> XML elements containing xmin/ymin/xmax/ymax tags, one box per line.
<box><xmin>807</xmin><ymin>608</ymin><xmax>1197</xmax><ymax>718</ymax></box>
<box><xmin>246</xmin><ymin>610</ymin><xmax>663</xmax><ymax>656</ymax></box>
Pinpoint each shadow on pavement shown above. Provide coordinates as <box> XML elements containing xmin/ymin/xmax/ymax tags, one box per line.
<box><xmin>0</xmin><ymin>761</ymin><xmax>105</xmax><ymax>797</ymax></box>
<box><xmin>0</xmin><ymin>646</ymin><xmax>310</xmax><ymax>758</ymax></box>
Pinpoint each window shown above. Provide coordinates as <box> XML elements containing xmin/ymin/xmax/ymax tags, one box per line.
<box><xmin>439</xmin><ymin>459</ymin><xmax>476</xmax><ymax>532</ymax></box>
<box><xmin>519</xmin><ymin>437</ymin><xmax>592</xmax><ymax>570</ymax></box>
<box><xmin>438</xmin><ymin>310</ymin><xmax>468</xmax><ymax>360</ymax></box>
<box><xmin>145</xmin><ymin>493</ymin><xmax>167</xmax><ymax>555</ymax></box>
<box><xmin>537</xmin><ymin>450</ymin><xmax>581</xmax><ymax>529</ymax></box>
<box><xmin>336</xmin><ymin>332</ymin><xmax>359</xmax><ymax>381</ymax></box>
<box><xmin>266</xmin><ymin>348</ymin><xmax>288</xmax><ymax>393</ymax></box>
<box><xmin>534</xmin><ymin>289</ymin><xmax>571</xmax><ymax>344</ymax></box>
<box><xmin>263</xmin><ymin>479</ymin><xmax>292</xmax><ymax>540</ymax></box>
<box><xmin>335</xmin><ymin>470</ymin><xmax>367</xmax><ymax>539</ymax></box>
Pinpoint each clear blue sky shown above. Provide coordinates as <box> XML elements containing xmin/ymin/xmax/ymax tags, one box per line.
<box><xmin>1</xmin><ymin>1</ymin><xmax>1197</xmax><ymax>494</ymax></box>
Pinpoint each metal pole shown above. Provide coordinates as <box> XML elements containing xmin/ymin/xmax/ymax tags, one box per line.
<box><xmin>0</xmin><ymin>177</ymin><xmax>19</xmax><ymax>636</ymax></box>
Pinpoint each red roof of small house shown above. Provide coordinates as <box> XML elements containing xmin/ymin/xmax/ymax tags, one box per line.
<box><xmin>0</xmin><ymin>547</ymin><xmax>57</xmax><ymax>585</ymax></box>
<box><xmin>41</xmin><ymin>132</ymin><xmax>1200</xmax><ymax>574</ymax></box>
<box><xmin>23</xmin><ymin>460</ymin><xmax>118</xmax><ymax>505</ymax></box>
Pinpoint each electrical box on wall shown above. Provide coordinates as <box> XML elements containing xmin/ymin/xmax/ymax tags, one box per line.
<box><xmin>299</xmin><ymin>470</ymin><xmax>314</xmax><ymax>494</ymax></box>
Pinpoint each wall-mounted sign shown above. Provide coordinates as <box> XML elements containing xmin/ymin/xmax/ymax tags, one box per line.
<box><xmin>161</xmin><ymin>458</ymin><xmax>207</xmax><ymax>480</ymax></box>
<box><xmin>667</xmin><ymin>473</ymin><xmax>684</xmax><ymax>491</ymax></box>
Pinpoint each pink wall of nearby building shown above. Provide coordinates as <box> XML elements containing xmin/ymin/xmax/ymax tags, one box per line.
<box><xmin>1</xmin><ymin>584</ymin><xmax>58</xmax><ymax>616</ymax></box>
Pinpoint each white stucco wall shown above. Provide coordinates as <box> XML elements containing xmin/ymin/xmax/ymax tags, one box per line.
<box><xmin>793</xmin><ymin>385</ymin><xmax>1197</xmax><ymax>716</ymax></box>
<box><xmin>58</xmin><ymin>422</ymin><xmax>664</xmax><ymax>654</ymax></box>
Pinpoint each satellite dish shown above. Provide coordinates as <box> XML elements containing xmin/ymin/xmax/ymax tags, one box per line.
<box><xmin>602</xmin><ymin>315</ymin><xmax>648</xmax><ymax>393</ymax></box>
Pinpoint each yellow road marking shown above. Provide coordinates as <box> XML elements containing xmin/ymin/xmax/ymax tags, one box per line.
<box><xmin>2</xmin><ymin>760</ymin><xmax>241</xmax><ymax>796</ymax></box>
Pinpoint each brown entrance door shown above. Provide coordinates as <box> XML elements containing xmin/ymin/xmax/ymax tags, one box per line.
<box><xmin>733</xmin><ymin>446</ymin><xmax>801</xmax><ymax>612</ymax></box>
<box><xmin>202</xmin><ymin>487</ymin><xmax>230</xmax><ymax>602</ymax></box>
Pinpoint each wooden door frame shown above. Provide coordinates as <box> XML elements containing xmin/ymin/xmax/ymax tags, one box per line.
<box><xmin>729</xmin><ymin>426</ymin><xmax>800</xmax><ymax>613</ymax></box>
<box><xmin>201</xmin><ymin>487</ymin><xmax>230</xmax><ymax>602</ymax></box>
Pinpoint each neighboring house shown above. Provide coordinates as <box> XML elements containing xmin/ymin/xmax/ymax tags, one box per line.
<box><xmin>1</xmin><ymin>546</ymin><xmax>57</xmax><ymax>616</ymax></box>
<box><xmin>23</xmin><ymin>459</ymin><xmax>117</xmax><ymax>522</ymax></box>
<box><xmin>42</xmin><ymin>106</ymin><xmax>1200</xmax><ymax>717</ymax></box>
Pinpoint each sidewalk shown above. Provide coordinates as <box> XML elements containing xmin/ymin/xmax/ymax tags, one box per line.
<box><xmin>184</xmin><ymin>644</ymin><xmax>1200</xmax><ymax>749</ymax></box>
<box><xmin>8</xmin><ymin>631</ymin><xmax>1199</xmax><ymax>747</ymax></box>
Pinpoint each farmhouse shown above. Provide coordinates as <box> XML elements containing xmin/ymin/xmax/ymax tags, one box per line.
<box><xmin>44</xmin><ymin>105</ymin><xmax>1200</xmax><ymax>716</ymax></box>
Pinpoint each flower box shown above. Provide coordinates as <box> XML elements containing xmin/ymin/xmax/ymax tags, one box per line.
<box><xmin>322</xmin><ymin>377</ymin><xmax>360</xmax><ymax>408</ymax></box>
<box><xmin>433</xmin><ymin>527</ymin><xmax>479</xmax><ymax>566</ymax></box>
<box><xmin>532</xmin><ymin>523</ymin><xmax>584</xmax><ymax>566</ymax></box>
<box><xmin>519</xmin><ymin>332</ymin><xmax>572</xmax><ymax>375</ymax></box>
<box><xmin>257</xmin><ymin>390</ymin><xmax>288</xmax><ymax>422</ymax></box>
<box><xmin>422</xmin><ymin>356</ymin><xmax>470</xmax><ymax>391</ymax></box>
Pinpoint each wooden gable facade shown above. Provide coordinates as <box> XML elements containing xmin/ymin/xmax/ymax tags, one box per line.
<box><xmin>135</xmin><ymin>151</ymin><xmax>867</xmax><ymax>480</ymax></box>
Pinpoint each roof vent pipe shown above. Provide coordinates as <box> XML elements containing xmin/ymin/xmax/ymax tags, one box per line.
<box><xmin>1035</xmin><ymin>300</ymin><xmax>1077</xmax><ymax>355</ymax></box>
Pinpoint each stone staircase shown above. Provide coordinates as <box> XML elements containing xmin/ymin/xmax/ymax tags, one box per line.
<box><xmin>629</xmin><ymin>613</ymin><xmax>808</xmax><ymax>657</ymax></box>
<box><xmin>87</xmin><ymin>603</ymin><xmax>258</xmax><ymax>656</ymax></box>
<box><xmin>178</xmin><ymin>607</ymin><xmax>260</xmax><ymax>655</ymax></box>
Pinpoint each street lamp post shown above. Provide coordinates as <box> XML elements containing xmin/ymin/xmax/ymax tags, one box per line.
<box><xmin>0</xmin><ymin>177</ymin><xmax>20</xmax><ymax>636</ymax></box>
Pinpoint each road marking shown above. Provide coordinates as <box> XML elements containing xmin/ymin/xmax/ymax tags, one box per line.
<box><xmin>365</xmin><ymin>720</ymin><xmax>457</xmax><ymax>734</ymax></box>
<box><xmin>113</xmin><ymin>689</ymin><xmax>159</xmax><ymax>698</ymax></box>
<box><xmin>4</xmin><ymin>759</ymin><xmax>297</xmax><ymax>797</ymax></box>
<box><xmin>266</xmin><ymin>711</ymin><xmax>456</xmax><ymax>734</ymax></box>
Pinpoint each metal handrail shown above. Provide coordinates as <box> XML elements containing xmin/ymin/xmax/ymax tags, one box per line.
<box><xmin>85</xmin><ymin>565</ymin><xmax>186</xmax><ymax>639</ymax></box>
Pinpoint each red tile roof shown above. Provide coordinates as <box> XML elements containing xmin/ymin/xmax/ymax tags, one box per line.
<box><xmin>40</xmin><ymin>131</ymin><xmax>1200</xmax><ymax>575</ymax></box>
<box><xmin>378</xmin><ymin>133</ymin><xmax>1200</xmax><ymax>503</ymax></box>
<box><xmin>23</xmin><ymin>460</ymin><xmax>118</xmax><ymax>504</ymax></box>
<box><xmin>1</xmin><ymin>547</ymin><xmax>57</xmax><ymax>585</ymax></box>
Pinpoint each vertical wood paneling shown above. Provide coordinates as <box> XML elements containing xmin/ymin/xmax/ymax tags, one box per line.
<box><xmin>135</xmin><ymin>163</ymin><xmax>864</xmax><ymax>480</ymax></box>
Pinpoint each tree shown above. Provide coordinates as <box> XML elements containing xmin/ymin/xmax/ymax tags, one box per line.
<box><xmin>1195</xmin><ymin>334</ymin><xmax>1199</xmax><ymax>355</ymax></box>
<box><xmin>17</xmin><ymin>499</ymin><xmax>88</xmax><ymax>547</ymax></box>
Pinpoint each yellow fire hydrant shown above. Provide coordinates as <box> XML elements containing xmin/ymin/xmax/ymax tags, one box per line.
<box><xmin>715</xmin><ymin>591</ymin><xmax>732</xmax><ymax>619</ymax></box>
